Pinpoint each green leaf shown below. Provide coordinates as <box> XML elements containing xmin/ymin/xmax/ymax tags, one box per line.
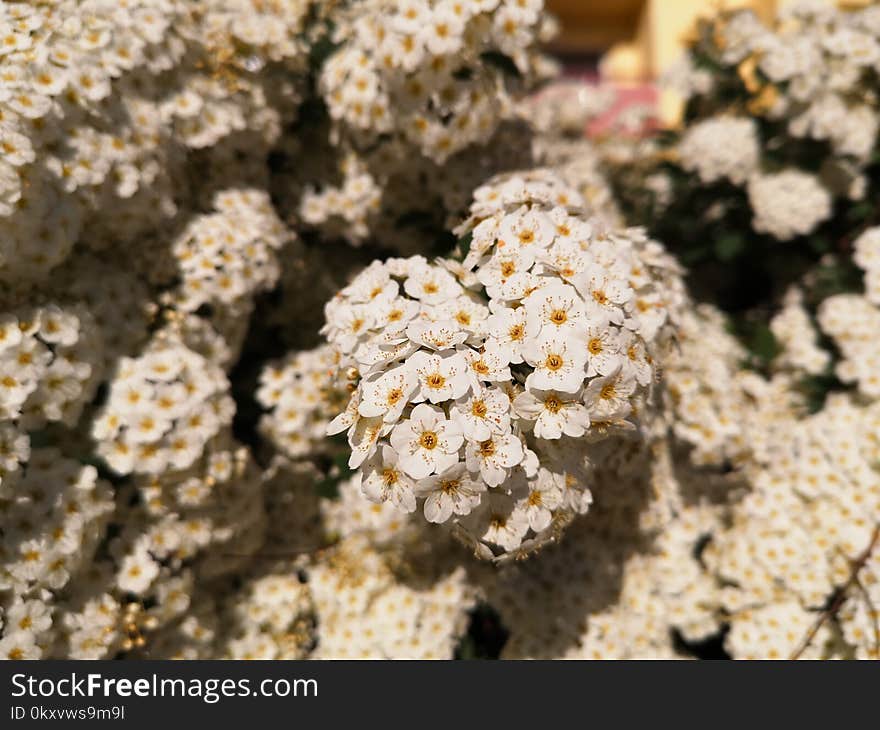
<box><xmin>749</xmin><ymin>325</ymin><xmax>780</xmax><ymax>365</ymax></box>
<box><xmin>807</xmin><ymin>235</ymin><xmax>831</xmax><ymax>254</ymax></box>
<box><xmin>713</xmin><ymin>233</ymin><xmax>745</xmax><ymax>261</ymax></box>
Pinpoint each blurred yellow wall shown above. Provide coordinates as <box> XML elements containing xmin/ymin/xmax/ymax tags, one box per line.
<box><xmin>546</xmin><ymin>0</ymin><xmax>871</xmax><ymax>123</ymax></box>
<box><xmin>549</xmin><ymin>0</ymin><xmax>871</xmax><ymax>77</ymax></box>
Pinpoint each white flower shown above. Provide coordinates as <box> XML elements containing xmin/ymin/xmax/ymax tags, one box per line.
<box><xmin>0</xmin><ymin>315</ymin><xmax>23</xmax><ymax>352</ymax></box>
<box><xmin>327</xmin><ymin>390</ymin><xmax>361</xmax><ymax>436</ymax></box>
<box><xmin>583</xmin><ymin>368</ymin><xmax>636</xmax><ymax>421</ymax></box>
<box><xmin>389</xmin><ymin>403</ymin><xmax>463</xmax><ymax>479</ymax></box>
<box><xmin>403</xmin><ymin>263</ymin><xmax>462</xmax><ymax>304</ymax></box>
<box><xmin>463</xmin><ymin>492</ymin><xmax>529</xmax><ymax>551</ymax></box>
<box><xmin>117</xmin><ymin>549</ymin><xmax>160</xmax><ymax>595</ymax></box>
<box><xmin>37</xmin><ymin>306</ymin><xmax>80</xmax><ymax>346</ymax></box>
<box><xmin>574</xmin><ymin>264</ymin><xmax>632</xmax><ymax>325</ymax></box>
<box><xmin>347</xmin><ymin>415</ymin><xmax>389</xmax><ymax>469</ymax></box>
<box><xmin>461</xmin><ymin>345</ymin><xmax>512</xmax><ymax>385</ymax></box>
<box><xmin>358</xmin><ymin>364</ymin><xmax>418</xmax><ymax>424</ymax></box>
<box><xmin>337</xmin><ymin>303</ymin><xmax>379</xmax><ymax>353</ymax></box>
<box><xmin>513</xmin><ymin>388</ymin><xmax>590</xmax><ymax>439</ymax></box>
<box><xmin>354</xmin><ymin>337</ymin><xmax>419</xmax><ymax>372</ymax></box>
<box><xmin>420</xmin><ymin>5</ymin><xmax>465</xmax><ymax>57</ymax></box>
<box><xmin>584</xmin><ymin>320</ymin><xmax>624</xmax><ymax>377</ymax></box>
<box><xmin>451</xmin><ymin>385</ymin><xmax>511</xmax><ymax>441</ymax></box>
<box><xmin>476</xmin><ymin>253</ymin><xmax>536</xmax><ymax>300</ymax></box>
<box><xmin>407</xmin><ymin>349</ymin><xmax>470</xmax><ymax>403</ymax></box>
<box><xmin>485</xmin><ymin>306</ymin><xmax>530</xmax><ymax>364</ymax></box>
<box><xmin>414</xmin><ymin>462</ymin><xmax>486</xmax><ymax>523</ymax></box>
<box><xmin>342</xmin><ymin>261</ymin><xmax>399</xmax><ymax>303</ymax></box>
<box><xmin>405</xmin><ymin>318</ymin><xmax>468</xmax><ymax>351</ymax></box>
<box><xmin>359</xmin><ymin>445</ymin><xmax>417</xmax><ymax>513</ymax></box>
<box><xmin>518</xmin><ymin>474</ymin><xmax>563</xmax><ymax>531</ymax></box>
<box><xmin>524</xmin><ymin>282</ymin><xmax>587</xmax><ymax>337</ymax></box>
<box><xmin>465</xmin><ymin>430</ymin><xmax>524</xmax><ymax>487</ymax></box>
<box><xmin>374</xmin><ymin>297</ymin><xmax>421</xmax><ymax>333</ymax></box>
<box><xmin>523</xmin><ymin>333</ymin><xmax>588</xmax><ymax>393</ymax></box>
<box><xmin>0</xmin><ymin>424</ymin><xmax>29</xmax><ymax>472</ymax></box>
<box><xmin>433</xmin><ymin>296</ymin><xmax>490</xmax><ymax>339</ymax></box>
<box><xmin>497</xmin><ymin>204</ymin><xmax>556</xmax><ymax>267</ymax></box>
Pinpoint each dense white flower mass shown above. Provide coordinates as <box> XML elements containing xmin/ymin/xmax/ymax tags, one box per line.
<box><xmin>853</xmin><ymin>226</ymin><xmax>880</xmax><ymax>305</ymax></box>
<box><xmin>320</xmin><ymin>171</ymin><xmax>686</xmax><ymax>557</ymax></box>
<box><xmin>1</xmin><ymin>0</ymin><xmax>879</xmax><ymax>663</ymax></box>
<box><xmin>818</xmin><ymin>232</ymin><xmax>880</xmax><ymax>401</ymax></box>
<box><xmin>319</xmin><ymin>0</ymin><xmax>551</xmax><ymax>164</ymax></box>
<box><xmin>769</xmin><ymin>289</ymin><xmax>830</xmax><ymax>377</ymax></box>
<box><xmin>0</xmin><ymin>304</ymin><xmax>104</xmax><ymax>490</ymax></box>
<box><xmin>92</xmin><ymin>335</ymin><xmax>234</xmax><ymax>476</ymax></box>
<box><xmin>480</xmin><ymin>435</ymin><xmax>726</xmax><ymax>659</ymax></box>
<box><xmin>704</xmin><ymin>394</ymin><xmax>880</xmax><ymax>660</ymax></box>
<box><xmin>257</xmin><ymin>345</ymin><xmax>350</xmax><ymax>459</ymax></box>
<box><xmin>678</xmin><ymin>117</ymin><xmax>760</xmax><ymax>186</ymax></box>
<box><xmin>167</xmin><ymin>188</ymin><xmax>291</xmax><ymax>316</ymax></box>
<box><xmin>746</xmin><ymin>170</ymin><xmax>832</xmax><ymax>241</ymax></box>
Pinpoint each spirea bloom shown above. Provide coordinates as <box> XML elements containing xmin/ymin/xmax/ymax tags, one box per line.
<box><xmin>321</xmin><ymin>170</ymin><xmax>685</xmax><ymax>558</ymax></box>
<box><xmin>92</xmin><ymin>336</ymin><xmax>234</xmax><ymax>476</ymax></box>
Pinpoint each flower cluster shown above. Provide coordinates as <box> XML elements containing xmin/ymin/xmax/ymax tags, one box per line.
<box><xmin>621</xmin><ymin>2</ymin><xmax>880</xmax><ymax>252</ymax></box>
<box><xmin>167</xmin><ymin>188</ymin><xmax>291</xmax><ymax>316</ymax></box>
<box><xmin>0</xmin><ymin>304</ymin><xmax>103</xmax><ymax>489</ymax></box>
<box><xmin>308</xmin><ymin>476</ymin><xmax>475</xmax><ymax>661</ymax></box>
<box><xmin>703</xmin><ymin>394</ymin><xmax>880</xmax><ymax>659</ymax></box>
<box><xmin>320</xmin><ymin>0</ymin><xmax>551</xmax><ymax>165</ymax></box>
<box><xmin>0</xmin><ymin>451</ymin><xmax>115</xmax><ymax>660</ymax></box>
<box><xmin>0</xmin><ymin>0</ymin><xmax>185</xmax><ymax>280</ymax></box>
<box><xmin>308</xmin><ymin>534</ymin><xmax>474</xmax><ymax>659</ymax></box>
<box><xmin>818</xmin><ymin>227</ymin><xmax>880</xmax><ymax>401</ymax></box>
<box><xmin>480</xmin><ymin>436</ymin><xmax>727</xmax><ymax>658</ymax></box>
<box><xmin>320</xmin><ymin>171</ymin><xmax>685</xmax><ymax>557</ymax></box>
<box><xmin>257</xmin><ymin>345</ymin><xmax>350</xmax><ymax>460</ymax></box>
<box><xmin>769</xmin><ymin>288</ymin><xmax>830</xmax><ymax>377</ymax></box>
<box><xmin>92</xmin><ymin>336</ymin><xmax>234</xmax><ymax>476</ymax></box>
<box><xmin>746</xmin><ymin>170</ymin><xmax>832</xmax><ymax>241</ymax></box>
<box><xmin>678</xmin><ymin>117</ymin><xmax>760</xmax><ymax>186</ymax></box>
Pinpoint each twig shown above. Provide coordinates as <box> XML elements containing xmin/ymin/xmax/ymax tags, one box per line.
<box><xmin>790</xmin><ymin>523</ymin><xmax>880</xmax><ymax>660</ymax></box>
<box><xmin>852</xmin><ymin>574</ymin><xmax>880</xmax><ymax>659</ymax></box>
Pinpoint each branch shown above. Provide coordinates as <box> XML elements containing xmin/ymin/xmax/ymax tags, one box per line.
<box><xmin>790</xmin><ymin>523</ymin><xmax>880</xmax><ymax>660</ymax></box>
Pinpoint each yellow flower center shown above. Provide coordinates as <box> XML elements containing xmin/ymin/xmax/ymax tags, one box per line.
<box><xmin>518</xmin><ymin>229</ymin><xmax>535</xmax><ymax>245</ymax></box>
<box><xmin>386</xmin><ymin>388</ymin><xmax>403</xmax><ymax>405</ymax></box>
<box><xmin>426</xmin><ymin>372</ymin><xmax>446</xmax><ymax>389</ymax></box>
<box><xmin>545</xmin><ymin>354</ymin><xmax>564</xmax><ymax>371</ymax></box>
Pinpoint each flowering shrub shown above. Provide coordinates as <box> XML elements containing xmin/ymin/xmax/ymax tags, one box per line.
<box><xmin>1</xmin><ymin>0</ymin><xmax>879</xmax><ymax>662</ymax></box>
